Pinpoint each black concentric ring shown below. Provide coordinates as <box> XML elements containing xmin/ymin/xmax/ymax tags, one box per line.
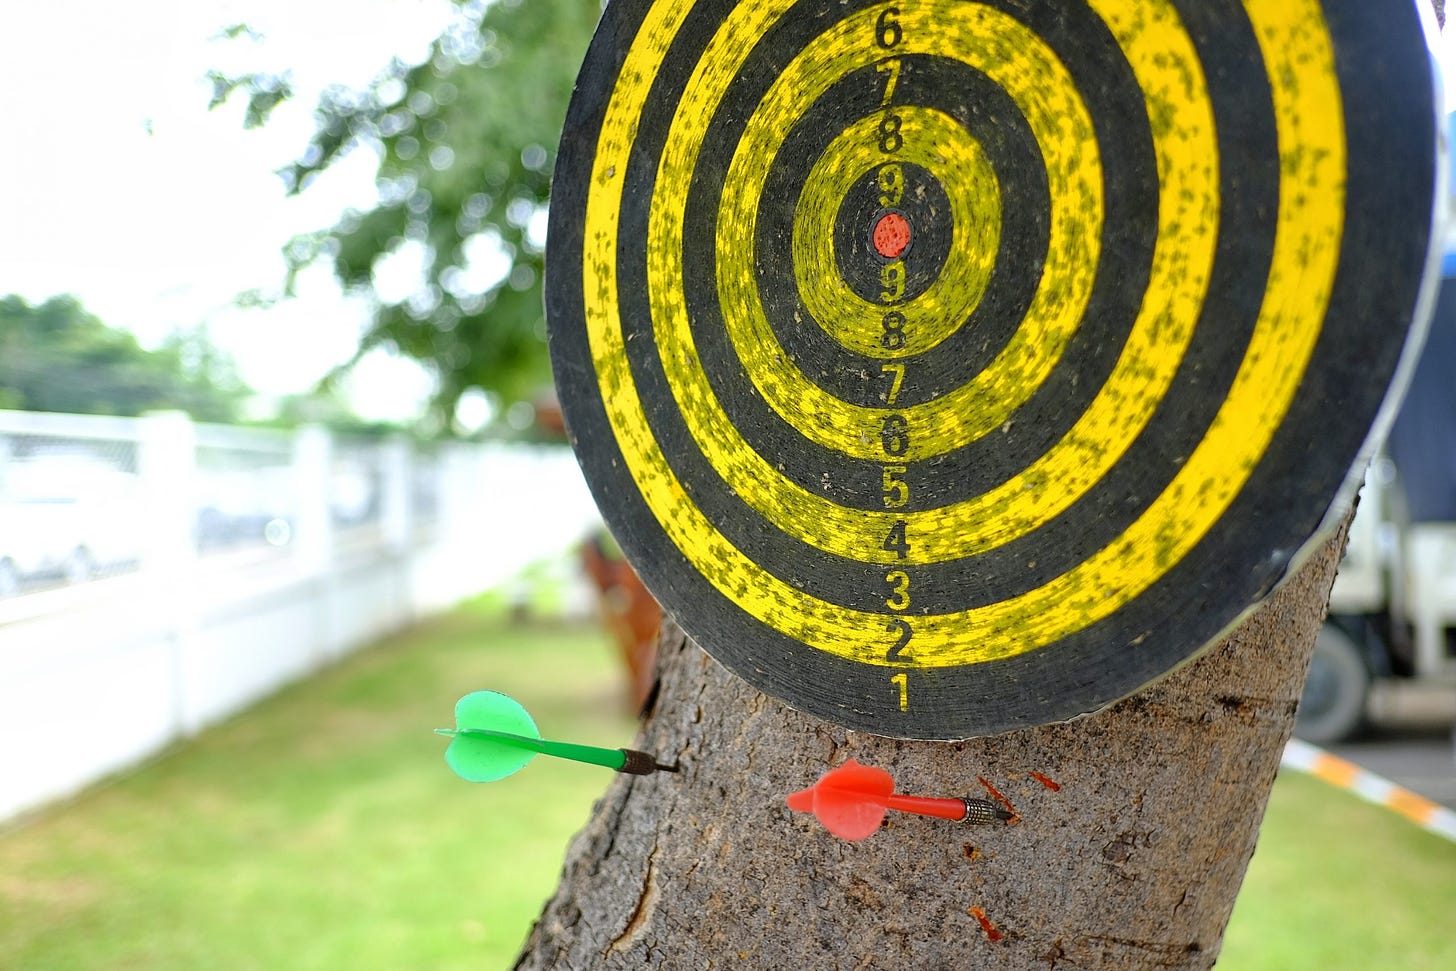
<box><xmin>546</xmin><ymin>0</ymin><xmax>1442</xmax><ymax>738</ymax></box>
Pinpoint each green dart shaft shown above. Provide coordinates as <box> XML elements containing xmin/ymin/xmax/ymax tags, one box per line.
<box><xmin>435</xmin><ymin>727</ymin><xmax>627</xmax><ymax>771</ymax></box>
<box><xmin>438</xmin><ymin>690</ymin><xmax>677</xmax><ymax>781</ymax></box>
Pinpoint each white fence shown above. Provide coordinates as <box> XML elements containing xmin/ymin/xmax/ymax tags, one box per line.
<box><xmin>0</xmin><ymin>409</ymin><xmax>602</xmax><ymax>823</ymax></box>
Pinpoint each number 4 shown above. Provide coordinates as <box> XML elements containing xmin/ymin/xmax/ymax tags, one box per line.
<box><xmin>883</xmin><ymin>519</ymin><xmax>909</xmax><ymax>559</ymax></box>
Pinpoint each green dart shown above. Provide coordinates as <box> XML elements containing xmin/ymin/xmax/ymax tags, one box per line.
<box><xmin>435</xmin><ymin>690</ymin><xmax>678</xmax><ymax>782</ymax></box>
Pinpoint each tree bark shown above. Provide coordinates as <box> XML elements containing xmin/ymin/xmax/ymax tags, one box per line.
<box><xmin>518</xmin><ymin>3</ymin><xmax>1442</xmax><ymax>964</ymax></box>
<box><xmin>516</xmin><ymin>515</ymin><xmax>1349</xmax><ymax>970</ymax></box>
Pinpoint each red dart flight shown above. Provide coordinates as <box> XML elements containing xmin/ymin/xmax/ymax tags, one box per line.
<box><xmin>786</xmin><ymin>759</ymin><xmax>1011</xmax><ymax>841</ymax></box>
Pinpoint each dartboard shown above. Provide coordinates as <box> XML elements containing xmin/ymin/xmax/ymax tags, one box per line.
<box><xmin>546</xmin><ymin>0</ymin><xmax>1444</xmax><ymax>739</ymax></box>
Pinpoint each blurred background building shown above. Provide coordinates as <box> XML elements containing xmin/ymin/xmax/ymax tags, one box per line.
<box><xmin>0</xmin><ymin>408</ymin><xmax>601</xmax><ymax>821</ymax></box>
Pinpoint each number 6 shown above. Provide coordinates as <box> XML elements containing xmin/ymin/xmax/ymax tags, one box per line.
<box><xmin>876</xmin><ymin>7</ymin><xmax>903</xmax><ymax>49</ymax></box>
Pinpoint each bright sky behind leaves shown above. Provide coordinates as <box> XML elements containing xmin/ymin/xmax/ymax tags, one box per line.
<box><xmin>1</xmin><ymin>1</ymin><xmax>1453</xmax><ymax>423</ymax></box>
<box><xmin>0</xmin><ymin>0</ymin><xmax>455</xmax><ymax>420</ymax></box>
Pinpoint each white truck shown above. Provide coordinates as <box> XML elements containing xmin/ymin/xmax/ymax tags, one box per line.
<box><xmin>1299</xmin><ymin>259</ymin><xmax>1456</xmax><ymax>743</ymax></box>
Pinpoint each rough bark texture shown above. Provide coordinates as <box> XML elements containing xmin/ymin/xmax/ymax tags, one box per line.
<box><xmin>516</xmin><ymin>7</ymin><xmax>1442</xmax><ymax>964</ymax></box>
<box><xmin>516</xmin><ymin>517</ymin><xmax>1349</xmax><ymax>970</ymax></box>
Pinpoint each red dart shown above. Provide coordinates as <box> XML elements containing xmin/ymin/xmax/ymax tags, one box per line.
<box><xmin>786</xmin><ymin>759</ymin><xmax>1013</xmax><ymax>841</ymax></box>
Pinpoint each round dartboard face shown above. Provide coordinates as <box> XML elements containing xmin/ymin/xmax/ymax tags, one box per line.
<box><xmin>546</xmin><ymin>0</ymin><xmax>1444</xmax><ymax>739</ymax></box>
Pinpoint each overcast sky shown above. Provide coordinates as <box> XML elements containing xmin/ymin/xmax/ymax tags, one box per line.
<box><xmin>0</xmin><ymin>0</ymin><xmax>454</xmax><ymax>420</ymax></box>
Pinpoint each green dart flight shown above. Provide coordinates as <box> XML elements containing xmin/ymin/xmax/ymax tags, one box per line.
<box><xmin>436</xmin><ymin>690</ymin><xmax>677</xmax><ymax>782</ymax></box>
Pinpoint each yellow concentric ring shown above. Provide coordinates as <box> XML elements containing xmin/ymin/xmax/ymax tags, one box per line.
<box><xmin>791</xmin><ymin>108</ymin><xmax>1002</xmax><ymax>358</ymax></box>
<box><xmin>659</xmin><ymin>0</ymin><xmax>1215</xmax><ymax>549</ymax></box>
<box><xmin>583</xmin><ymin>0</ymin><xmax>1344</xmax><ymax>667</ymax></box>
<box><xmin>705</xmin><ymin>9</ymin><xmax>1098</xmax><ymax>468</ymax></box>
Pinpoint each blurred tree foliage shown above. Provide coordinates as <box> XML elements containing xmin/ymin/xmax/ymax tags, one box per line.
<box><xmin>0</xmin><ymin>295</ymin><xmax>249</xmax><ymax>420</ymax></box>
<box><xmin>217</xmin><ymin>0</ymin><xmax>602</xmax><ymax>424</ymax></box>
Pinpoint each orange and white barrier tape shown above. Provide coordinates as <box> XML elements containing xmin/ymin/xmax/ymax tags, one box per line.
<box><xmin>1281</xmin><ymin>738</ymin><xmax>1456</xmax><ymax>844</ymax></box>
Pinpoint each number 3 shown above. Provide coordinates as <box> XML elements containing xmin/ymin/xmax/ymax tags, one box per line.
<box><xmin>885</xmin><ymin>570</ymin><xmax>911</xmax><ymax>610</ymax></box>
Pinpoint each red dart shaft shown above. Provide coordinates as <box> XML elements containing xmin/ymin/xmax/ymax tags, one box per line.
<box><xmin>885</xmin><ymin>793</ymin><xmax>968</xmax><ymax>821</ymax></box>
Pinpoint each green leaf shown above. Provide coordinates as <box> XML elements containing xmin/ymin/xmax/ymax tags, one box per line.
<box><xmin>223</xmin><ymin>0</ymin><xmax>603</xmax><ymax>427</ymax></box>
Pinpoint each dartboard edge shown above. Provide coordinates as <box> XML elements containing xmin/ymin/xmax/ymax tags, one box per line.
<box><xmin>546</xmin><ymin>0</ymin><xmax>1447</xmax><ymax>739</ymax></box>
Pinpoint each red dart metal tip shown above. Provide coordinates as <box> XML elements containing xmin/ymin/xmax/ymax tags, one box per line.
<box><xmin>786</xmin><ymin>759</ymin><xmax>1012</xmax><ymax>841</ymax></box>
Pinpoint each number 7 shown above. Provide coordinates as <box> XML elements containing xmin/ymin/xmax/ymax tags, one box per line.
<box><xmin>876</xmin><ymin>58</ymin><xmax>901</xmax><ymax>106</ymax></box>
<box><xmin>881</xmin><ymin>363</ymin><xmax>905</xmax><ymax>404</ymax></box>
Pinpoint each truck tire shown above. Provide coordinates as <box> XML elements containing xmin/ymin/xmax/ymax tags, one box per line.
<box><xmin>1295</xmin><ymin>623</ymin><xmax>1370</xmax><ymax>744</ymax></box>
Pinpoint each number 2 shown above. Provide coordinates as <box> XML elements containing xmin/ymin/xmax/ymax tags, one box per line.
<box><xmin>886</xmin><ymin>618</ymin><xmax>913</xmax><ymax>661</ymax></box>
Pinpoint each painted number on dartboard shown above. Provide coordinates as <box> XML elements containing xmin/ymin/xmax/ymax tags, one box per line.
<box><xmin>881</xmin><ymin>465</ymin><xmax>909</xmax><ymax>508</ymax></box>
<box><xmin>874</xmin><ymin>4</ymin><xmax>913</xmax><ymax>702</ymax></box>
<box><xmin>886</xmin><ymin>618</ymin><xmax>913</xmax><ymax>662</ymax></box>
<box><xmin>881</xmin><ymin>310</ymin><xmax>907</xmax><ymax>349</ymax></box>
<box><xmin>875</xmin><ymin>7</ymin><xmax>902</xmax><ymax>48</ymax></box>
<box><xmin>878</xmin><ymin>163</ymin><xmax>904</xmax><ymax>206</ymax></box>
<box><xmin>877</xmin><ymin>113</ymin><xmax>904</xmax><ymax>154</ymax></box>
<box><xmin>876</xmin><ymin>58</ymin><xmax>901</xmax><ymax>105</ymax></box>
<box><xmin>883</xmin><ymin>519</ymin><xmax>909</xmax><ymax>559</ymax></box>
<box><xmin>881</xmin><ymin>413</ymin><xmax>910</xmax><ymax>457</ymax></box>
<box><xmin>885</xmin><ymin>570</ymin><xmax>911</xmax><ymax>611</ymax></box>
<box><xmin>880</xmin><ymin>261</ymin><xmax>906</xmax><ymax>303</ymax></box>
<box><xmin>881</xmin><ymin>363</ymin><xmax>905</xmax><ymax>404</ymax></box>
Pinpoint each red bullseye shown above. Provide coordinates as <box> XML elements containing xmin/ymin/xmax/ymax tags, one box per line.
<box><xmin>873</xmin><ymin>211</ymin><xmax>912</xmax><ymax>259</ymax></box>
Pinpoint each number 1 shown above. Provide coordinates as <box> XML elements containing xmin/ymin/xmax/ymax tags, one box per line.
<box><xmin>891</xmin><ymin>672</ymin><xmax>909</xmax><ymax>711</ymax></box>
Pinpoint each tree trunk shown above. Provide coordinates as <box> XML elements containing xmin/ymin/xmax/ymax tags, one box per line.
<box><xmin>517</xmin><ymin>516</ymin><xmax>1349</xmax><ymax>970</ymax></box>
<box><xmin>518</xmin><ymin>1</ymin><xmax>1443</xmax><ymax>963</ymax></box>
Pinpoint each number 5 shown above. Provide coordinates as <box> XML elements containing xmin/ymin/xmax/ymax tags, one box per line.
<box><xmin>882</xmin><ymin>465</ymin><xmax>909</xmax><ymax>508</ymax></box>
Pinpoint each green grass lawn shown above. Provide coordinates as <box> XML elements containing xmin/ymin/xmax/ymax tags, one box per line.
<box><xmin>1223</xmin><ymin>771</ymin><xmax>1456</xmax><ymax>970</ymax></box>
<box><xmin>2</xmin><ymin>597</ymin><xmax>1454</xmax><ymax>969</ymax></box>
<box><xmin>0</xmin><ymin>596</ymin><xmax>637</xmax><ymax>971</ymax></box>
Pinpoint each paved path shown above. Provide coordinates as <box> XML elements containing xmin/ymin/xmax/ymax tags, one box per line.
<box><xmin>1331</xmin><ymin>726</ymin><xmax>1456</xmax><ymax>810</ymax></box>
